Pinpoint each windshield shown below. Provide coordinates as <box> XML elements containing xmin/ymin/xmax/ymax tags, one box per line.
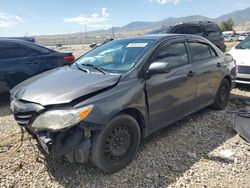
<box><xmin>75</xmin><ymin>39</ymin><xmax>156</xmax><ymax>73</ymax></box>
<box><xmin>235</xmin><ymin>37</ymin><xmax>250</xmax><ymax>49</ymax></box>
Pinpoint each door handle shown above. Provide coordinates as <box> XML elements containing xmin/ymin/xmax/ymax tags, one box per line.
<box><xmin>217</xmin><ymin>62</ymin><xmax>222</xmax><ymax>67</ymax></box>
<box><xmin>187</xmin><ymin>71</ymin><xmax>195</xmax><ymax>77</ymax></box>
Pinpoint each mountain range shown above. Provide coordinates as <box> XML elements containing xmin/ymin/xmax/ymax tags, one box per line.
<box><xmin>90</xmin><ymin>7</ymin><xmax>250</xmax><ymax>35</ymax></box>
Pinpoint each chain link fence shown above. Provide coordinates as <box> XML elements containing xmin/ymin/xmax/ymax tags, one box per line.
<box><xmin>36</xmin><ymin>35</ymin><xmax>118</xmax><ymax>47</ymax></box>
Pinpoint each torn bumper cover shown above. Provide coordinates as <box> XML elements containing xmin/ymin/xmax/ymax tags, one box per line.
<box><xmin>234</xmin><ymin>109</ymin><xmax>250</xmax><ymax>143</ymax></box>
<box><xmin>11</xmin><ymin>99</ymin><xmax>95</xmax><ymax>163</ymax></box>
<box><xmin>34</xmin><ymin>126</ymin><xmax>92</xmax><ymax>163</ymax></box>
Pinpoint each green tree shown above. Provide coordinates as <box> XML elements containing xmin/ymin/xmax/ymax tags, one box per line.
<box><xmin>220</xmin><ymin>19</ymin><xmax>235</xmax><ymax>32</ymax></box>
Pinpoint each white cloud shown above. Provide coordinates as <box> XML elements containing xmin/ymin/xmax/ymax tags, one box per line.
<box><xmin>63</xmin><ymin>7</ymin><xmax>111</xmax><ymax>29</ymax></box>
<box><xmin>149</xmin><ymin>0</ymin><xmax>184</xmax><ymax>5</ymax></box>
<box><xmin>0</xmin><ymin>12</ymin><xmax>23</xmax><ymax>28</ymax></box>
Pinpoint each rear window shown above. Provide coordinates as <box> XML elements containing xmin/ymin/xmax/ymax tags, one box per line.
<box><xmin>204</xmin><ymin>24</ymin><xmax>221</xmax><ymax>37</ymax></box>
<box><xmin>173</xmin><ymin>26</ymin><xmax>202</xmax><ymax>35</ymax></box>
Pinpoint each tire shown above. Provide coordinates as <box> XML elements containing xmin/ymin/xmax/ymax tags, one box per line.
<box><xmin>90</xmin><ymin>114</ymin><xmax>141</xmax><ymax>173</ymax></box>
<box><xmin>211</xmin><ymin>78</ymin><xmax>231</xmax><ymax>110</ymax></box>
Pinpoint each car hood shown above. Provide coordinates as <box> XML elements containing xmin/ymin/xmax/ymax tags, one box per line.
<box><xmin>11</xmin><ymin>66</ymin><xmax>121</xmax><ymax>106</ymax></box>
<box><xmin>228</xmin><ymin>47</ymin><xmax>250</xmax><ymax>66</ymax></box>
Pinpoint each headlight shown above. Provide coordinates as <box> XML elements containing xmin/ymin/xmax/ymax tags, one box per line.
<box><xmin>31</xmin><ymin>105</ymin><xmax>94</xmax><ymax>131</ymax></box>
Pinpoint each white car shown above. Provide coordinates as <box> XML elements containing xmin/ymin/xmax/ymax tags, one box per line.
<box><xmin>238</xmin><ymin>34</ymin><xmax>248</xmax><ymax>41</ymax></box>
<box><xmin>224</xmin><ymin>34</ymin><xmax>238</xmax><ymax>42</ymax></box>
<box><xmin>228</xmin><ymin>37</ymin><xmax>250</xmax><ymax>84</ymax></box>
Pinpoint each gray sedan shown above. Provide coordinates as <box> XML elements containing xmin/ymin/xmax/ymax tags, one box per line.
<box><xmin>10</xmin><ymin>34</ymin><xmax>236</xmax><ymax>173</ymax></box>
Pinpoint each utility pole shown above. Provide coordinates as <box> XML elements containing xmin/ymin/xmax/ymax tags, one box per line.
<box><xmin>85</xmin><ymin>24</ymin><xmax>88</xmax><ymax>37</ymax></box>
<box><xmin>85</xmin><ymin>24</ymin><xmax>88</xmax><ymax>44</ymax></box>
<box><xmin>112</xmin><ymin>27</ymin><xmax>115</xmax><ymax>38</ymax></box>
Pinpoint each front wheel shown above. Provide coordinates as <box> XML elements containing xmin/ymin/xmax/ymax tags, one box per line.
<box><xmin>211</xmin><ymin>78</ymin><xmax>231</xmax><ymax>110</ymax></box>
<box><xmin>90</xmin><ymin>114</ymin><xmax>141</xmax><ymax>173</ymax></box>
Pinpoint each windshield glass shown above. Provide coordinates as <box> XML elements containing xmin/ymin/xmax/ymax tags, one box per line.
<box><xmin>236</xmin><ymin>37</ymin><xmax>250</xmax><ymax>49</ymax></box>
<box><xmin>75</xmin><ymin>38</ymin><xmax>156</xmax><ymax>73</ymax></box>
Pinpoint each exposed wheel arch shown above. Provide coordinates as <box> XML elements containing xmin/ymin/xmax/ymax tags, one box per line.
<box><xmin>113</xmin><ymin>108</ymin><xmax>146</xmax><ymax>137</ymax></box>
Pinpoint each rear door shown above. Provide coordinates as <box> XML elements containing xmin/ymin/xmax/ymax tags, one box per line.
<box><xmin>187</xmin><ymin>40</ymin><xmax>224</xmax><ymax>106</ymax></box>
<box><xmin>146</xmin><ymin>39</ymin><xmax>197</xmax><ymax>130</ymax></box>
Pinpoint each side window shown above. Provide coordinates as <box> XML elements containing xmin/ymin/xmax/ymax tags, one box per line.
<box><xmin>188</xmin><ymin>42</ymin><xmax>212</xmax><ymax>62</ymax></box>
<box><xmin>1</xmin><ymin>42</ymin><xmax>38</xmax><ymax>59</ymax></box>
<box><xmin>154</xmin><ymin>42</ymin><xmax>189</xmax><ymax>69</ymax></box>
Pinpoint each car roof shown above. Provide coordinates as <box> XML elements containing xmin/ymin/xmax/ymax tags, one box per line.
<box><xmin>0</xmin><ymin>38</ymin><xmax>35</xmax><ymax>44</ymax></box>
<box><xmin>0</xmin><ymin>38</ymin><xmax>53</xmax><ymax>53</ymax></box>
<box><xmin>120</xmin><ymin>34</ymin><xmax>206</xmax><ymax>41</ymax></box>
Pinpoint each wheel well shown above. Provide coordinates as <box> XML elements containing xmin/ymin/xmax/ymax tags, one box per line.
<box><xmin>119</xmin><ymin>108</ymin><xmax>145</xmax><ymax>136</ymax></box>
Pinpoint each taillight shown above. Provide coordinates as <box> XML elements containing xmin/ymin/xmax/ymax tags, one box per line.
<box><xmin>64</xmin><ymin>55</ymin><xmax>75</xmax><ymax>63</ymax></box>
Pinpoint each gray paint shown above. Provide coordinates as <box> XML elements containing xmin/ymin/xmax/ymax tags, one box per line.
<box><xmin>11</xmin><ymin>34</ymin><xmax>236</xmax><ymax>138</ymax></box>
<box><xmin>11</xmin><ymin>66</ymin><xmax>121</xmax><ymax>106</ymax></box>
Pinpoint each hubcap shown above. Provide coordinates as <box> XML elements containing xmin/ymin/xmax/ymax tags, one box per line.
<box><xmin>104</xmin><ymin>126</ymin><xmax>131</xmax><ymax>161</ymax></box>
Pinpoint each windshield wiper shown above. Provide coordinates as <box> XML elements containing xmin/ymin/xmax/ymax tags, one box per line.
<box><xmin>82</xmin><ymin>64</ymin><xmax>107</xmax><ymax>74</ymax></box>
<box><xmin>75</xmin><ymin>63</ymin><xmax>90</xmax><ymax>73</ymax></box>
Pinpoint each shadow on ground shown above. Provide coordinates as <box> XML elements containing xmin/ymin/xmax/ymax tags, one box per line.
<box><xmin>43</xmin><ymin>106</ymin><xmax>236</xmax><ymax>187</ymax></box>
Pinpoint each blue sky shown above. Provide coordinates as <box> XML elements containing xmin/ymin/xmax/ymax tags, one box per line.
<box><xmin>0</xmin><ymin>0</ymin><xmax>250</xmax><ymax>37</ymax></box>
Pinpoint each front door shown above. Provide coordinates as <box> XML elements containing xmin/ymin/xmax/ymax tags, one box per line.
<box><xmin>146</xmin><ymin>41</ymin><xmax>197</xmax><ymax>130</ymax></box>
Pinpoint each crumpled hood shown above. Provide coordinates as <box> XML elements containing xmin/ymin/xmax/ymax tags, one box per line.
<box><xmin>11</xmin><ymin>66</ymin><xmax>121</xmax><ymax>106</ymax></box>
<box><xmin>228</xmin><ymin>47</ymin><xmax>250</xmax><ymax>66</ymax></box>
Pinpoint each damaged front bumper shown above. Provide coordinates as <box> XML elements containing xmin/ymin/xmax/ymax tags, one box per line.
<box><xmin>10</xmin><ymin>99</ymin><xmax>99</xmax><ymax>163</ymax></box>
<box><xmin>31</xmin><ymin>126</ymin><xmax>92</xmax><ymax>163</ymax></box>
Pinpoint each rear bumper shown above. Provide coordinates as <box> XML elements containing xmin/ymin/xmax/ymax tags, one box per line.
<box><xmin>236</xmin><ymin>73</ymin><xmax>250</xmax><ymax>84</ymax></box>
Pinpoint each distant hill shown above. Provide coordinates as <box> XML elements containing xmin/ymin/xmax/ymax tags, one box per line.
<box><xmin>216</xmin><ymin>7</ymin><xmax>250</xmax><ymax>24</ymax></box>
<box><xmin>115</xmin><ymin>15</ymin><xmax>212</xmax><ymax>32</ymax></box>
<box><xmin>36</xmin><ymin>7</ymin><xmax>250</xmax><ymax>41</ymax></box>
<box><xmin>89</xmin><ymin>7</ymin><xmax>250</xmax><ymax>35</ymax></box>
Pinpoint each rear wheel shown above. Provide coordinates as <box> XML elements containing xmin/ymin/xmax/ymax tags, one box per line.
<box><xmin>90</xmin><ymin>114</ymin><xmax>141</xmax><ymax>173</ymax></box>
<box><xmin>211</xmin><ymin>78</ymin><xmax>231</xmax><ymax>110</ymax></box>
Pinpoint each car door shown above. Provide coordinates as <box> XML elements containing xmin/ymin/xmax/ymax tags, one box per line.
<box><xmin>145</xmin><ymin>40</ymin><xmax>197</xmax><ymax>130</ymax></box>
<box><xmin>0</xmin><ymin>42</ymin><xmax>10</xmax><ymax>93</ymax></box>
<box><xmin>187</xmin><ymin>40</ymin><xmax>224</xmax><ymax>107</ymax></box>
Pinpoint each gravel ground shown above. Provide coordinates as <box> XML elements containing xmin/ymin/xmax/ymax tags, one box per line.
<box><xmin>0</xmin><ymin>85</ymin><xmax>250</xmax><ymax>188</ymax></box>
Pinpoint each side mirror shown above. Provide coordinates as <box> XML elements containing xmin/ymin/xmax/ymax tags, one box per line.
<box><xmin>225</xmin><ymin>54</ymin><xmax>233</xmax><ymax>63</ymax></box>
<box><xmin>148</xmin><ymin>62</ymin><xmax>171</xmax><ymax>75</ymax></box>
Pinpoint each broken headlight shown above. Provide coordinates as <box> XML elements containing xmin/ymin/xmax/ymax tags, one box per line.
<box><xmin>31</xmin><ymin>105</ymin><xmax>94</xmax><ymax>131</ymax></box>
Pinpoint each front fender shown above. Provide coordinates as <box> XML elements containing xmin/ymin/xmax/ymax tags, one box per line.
<box><xmin>75</xmin><ymin>78</ymin><xmax>147</xmax><ymax>129</ymax></box>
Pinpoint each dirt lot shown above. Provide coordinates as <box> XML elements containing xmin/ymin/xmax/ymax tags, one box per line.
<box><xmin>0</xmin><ymin>43</ymin><xmax>250</xmax><ymax>188</ymax></box>
<box><xmin>1</xmin><ymin>87</ymin><xmax>250</xmax><ymax>188</ymax></box>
